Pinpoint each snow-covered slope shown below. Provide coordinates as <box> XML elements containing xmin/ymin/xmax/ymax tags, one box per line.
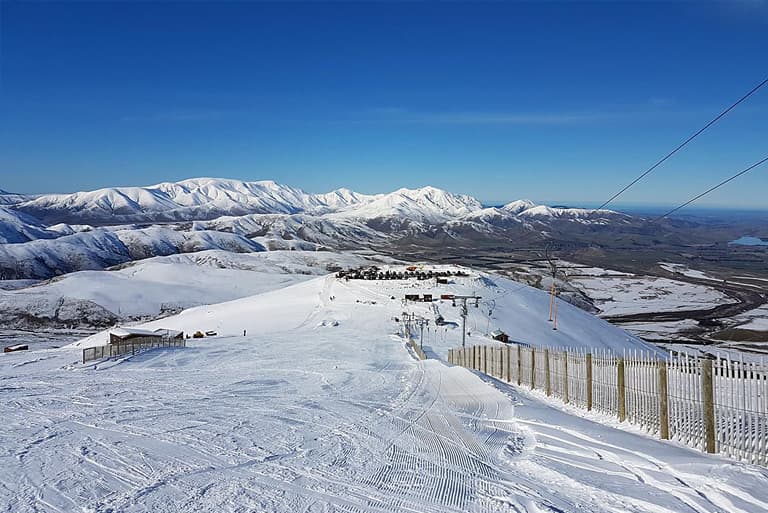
<box><xmin>329</xmin><ymin>186</ymin><xmax>483</xmax><ymax>224</ymax></box>
<box><xmin>0</xmin><ymin>226</ymin><xmax>265</xmax><ymax>279</ymax></box>
<box><xmin>74</xmin><ymin>265</ymin><xmax>650</xmax><ymax>352</ymax></box>
<box><xmin>0</xmin><ymin>189</ymin><xmax>33</xmax><ymax>206</ymax></box>
<box><xmin>0</xmin><ymin>250</ymin><xmax>393</xmax><ymax>327</ymax></box>
<box><xmin>0</xmin><ymin>207</ymin><xmax>57</xmax><ymax>244</ymax></box>
<box><xmin>15</xmin><ymin>176</ymin><xmax>623</xmax><ymax>228</ymax></box>
<box><xmin>3</xmin><ymin>264</ymin><xmax>764</xmax><ymax>513</ymax></box>
<box><xmin>16</xmin><ymin>178</ymin><xmax>378</xmax><ymax>224</ymax></box>
<box><xmin>3</xmin><ymin>177</ymin><xmax>637</xmax><ymax>279</ymax></box>
<box><xmin>516</xmin><ymin>204</ymin><xmax>629</xmax><ymax>222</ymax></box>
<box><xmin>501</xmin><ymin>199</ymin><xmax>536</xmax><ymax>214</ymax></box>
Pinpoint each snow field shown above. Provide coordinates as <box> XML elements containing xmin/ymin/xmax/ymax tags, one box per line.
<box><xmin>2</xmin><ymin>268</ymin><xmax>767</xmax><ymax>512</ymax></box>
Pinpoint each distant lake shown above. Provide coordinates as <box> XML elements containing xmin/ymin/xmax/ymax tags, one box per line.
<box><xmin>730</xmin><ymin>236</ymin><xmax>768</xmax><ymax>246</ymax></box>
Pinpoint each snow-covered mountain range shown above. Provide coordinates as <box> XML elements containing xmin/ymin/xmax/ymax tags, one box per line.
<box><xmin>12</xmin><ymin>177</ymin><xmax>623</xmax><ymax>225</ymax></box>
<box><xmin>0</xmin><ymin>177</ymin><xmax>630</xmax><ymax>279</ymax></box>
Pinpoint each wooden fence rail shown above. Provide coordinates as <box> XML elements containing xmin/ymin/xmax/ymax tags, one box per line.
<box><xmin>82</xmin><ymin>337</ymin><xmax>186</xmax><ymax>364</ymax></box>
<box><xmin>447</xmin><ymin>345</ymin><xmax>768</xmax><ymax>467</ymax></box>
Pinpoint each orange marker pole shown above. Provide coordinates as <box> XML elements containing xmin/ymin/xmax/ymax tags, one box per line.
<box><xmin>552</xmin><ymin>297</ymin><xmax>559</xmax><ymax>331</ymax></box>
<box><xmin>548</xmin><ymin>283</ymin><xmax>555</xmax><ymax>321</ymax></box>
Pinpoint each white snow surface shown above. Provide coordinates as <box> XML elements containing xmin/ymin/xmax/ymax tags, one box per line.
<box><xmin>0</xmin><ymin>250</ymin><xmax>393</xmax><ymax>322</ymax></box>
<box><xmin>0</xmin><ymin>206</ymin><xmax>56</xmax><ymax>243</ymax></box>
<box><xmin>14</xmin><ymin>177</ymin><xmax>622</xmax><ymax>226</ymax></box>
<box><xmin>72</xmin><ymin>269</ymin><xmax>650</xmax><ymax>351</ymax></box>
<box><xmin>730</xmin><ymin>304</ymin><xmax>768</xmax><ymax>331</ymax></box>
<box><xmin>0</xmin><ymin>226</ymin><xmax>266</xmax><ymax>279</ymax></box>
<box><xmin>2</xmin><ymin>269</ymin><xmax>766</xmax><ymax>512</ymax></box>
<box><xmin>570</xmin><ymin>275</ymin><xmax>735</xmax><ymax>317</ymax></box>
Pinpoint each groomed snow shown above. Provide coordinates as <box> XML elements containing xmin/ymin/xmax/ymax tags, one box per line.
<box><xmin>2</xmin><ymin>269</ymin><xmax>766</xmax><ymax>512</ymax></box>
<box><xmin>0</xmin><ymin>250</ymin><xmax>394</xmax><ymax>326</ymax></box>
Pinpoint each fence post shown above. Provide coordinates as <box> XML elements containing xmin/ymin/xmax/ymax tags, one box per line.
<box><xmin>701</xmin><ymin>359</ymin><xmax>716</xmax><ymax>454</ymax></box>
<box><xmin>531</xmin><ymin>349</ymin><xmax>536</xmax><ymax>390</ymax></box>
<box><xmin>658</xmin><ymin>360</ymin><xmax>670</xmax><ymax>440</ymax></box>
<box><xmin>617</xmin><ymin>357</ymin><xmax>626</xmax><ymax>422</ymax></box>
<box><xmin>545</xmin><ymin>348</ymin><xmax>551</xmax><ymax>396</ymax></box>
<box><xmin>517</xmin><ymin>345</ymin><xmax>522</xmax><ymax>386</ymax></box>
<box><xmin>506</xmin><ymin>346</ymin><xmax>511</xmax><ymax>382</ymax></box>
<box><xmin>482</xmin><ymin>346</ymin><xmax>487</xmax><ymax>374</ymax></box>
<box><xmin>586</xmin><ymin>353</ymin><xmax>593</xmax><ymax>411</ymax></box>
<box><xmin>563</xmin><ymin>351</ymin><xmax>569</xmax><ymax>404</ymax></box>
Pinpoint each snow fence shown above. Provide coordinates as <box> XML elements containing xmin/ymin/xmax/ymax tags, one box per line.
<box><xmin>448</xmin><ymin>345</ymin><xmax>768</xmax><ymax>467</ymax></box>
<box><xmin>82</xmin><ymin>336</ymin><xmax>186</xmax><ymax>364</ymax></box>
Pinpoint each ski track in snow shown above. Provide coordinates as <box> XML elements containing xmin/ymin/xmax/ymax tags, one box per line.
<box><xmin>2</xmin><ymin>275</ymin><xmax>767</xmax><ymax>512</ymax></box>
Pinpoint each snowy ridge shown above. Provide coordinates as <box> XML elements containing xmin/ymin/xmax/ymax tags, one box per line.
<box><xmin>16</xmin><ymin>178</ymin><xmax>379</xmax><ymax>223</ymax></box>
<box><xmin>2</xmin><ymin>177</ymin><xmax>632</xmax><ymax>278</ymax></box>
<box><xmin>14</xmin><ymin>177</ymin><xmax>622</xmax><ymax>226</ymax></box>
<box><xmin>0</xmin><ymin>227</ymin><xmax>264</xmax><ymax>280</ymax></box>
<box><xmin>0</xmin><ymin>189</ymin><xmax>33</xmax><ymax>206</ymax></box>
<box><xmin>0</xmin><ymin>207</ymin><xmax>58</xmax><ymax>244</ymax></box>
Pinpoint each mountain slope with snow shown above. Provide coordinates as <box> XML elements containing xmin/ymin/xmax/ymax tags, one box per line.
<box><xmin>2</xmin><ymin>265</ymin><xmax>764</xmax><ymax>513</ymax></box>
<box><xmin>0</xmin><ymin>207</ymin><xmax>57</xmax><ymax>244</ymax></box>
<box><xmin>0</xmin><ymin>250</ymin><xmax>393</xmax><ymax>327</ymax></box>
<box><xmin>16</xmin><ymin>178</ymin><xmax>378</xmax><ymax>224</ymax></box>
<box><xmin>13</xmin><ymin>177</ymin><xmax>622</xmax><ymax>228</ymax></box>
<box><xmin>1</xmin><ymin>177</ymin><xmax>641</xmax><ymax>279</ymax></box>
<box><xmin>0</xmin><ymin>227</ymin><xmax>264</xmax><ymax>280</ymax></box>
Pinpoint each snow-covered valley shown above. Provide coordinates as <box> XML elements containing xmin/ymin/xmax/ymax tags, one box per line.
<box><xmin>3</xmin><ymin>268</ymin><xmax>767</xmax><ymax>512</ymax></box>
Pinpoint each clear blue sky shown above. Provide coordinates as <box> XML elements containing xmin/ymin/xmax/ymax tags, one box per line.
<box><xmin>1</xmin><ymin>1</ymin><xmax>766</xmax><ymax>208</ymax></box>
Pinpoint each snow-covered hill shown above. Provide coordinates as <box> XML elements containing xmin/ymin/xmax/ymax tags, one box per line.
<box><xmin>0</xmin><ymin>207</ymin><xmax>58</xmax><ymax>244</ymax></box>
<box><xmin>0</xmin><ymin>226</ymin><xmax>264</xmax><ymax>280</ymax></box>
<box><xmin>3</xmin><ymin>264</ymin><xmax>765</xmax><ymax>513</ymax></box>
<box><xmin>74</xmin><ymin>265</ymin><xmax>649</xmax><ymax>352</ymax></box>
<box><xmin>12</xmin><ymin>177</ymin><xmax>620</xmax><ymax>227</ymax></box>
<box><xmin>15</xmin><ymin>178</ymin><xmax>378</xmax><ymax>224</ymax></box>
<box><xmin>0</xmin><ymin>189</ymin><xmax>33</xmax><ymax>206</ymax></box>
<box><xmin>0</xmin><ymin>250</ymin><xmax>393</xmax><ymax>327</ymax></box>
<box><xmin>328</xmin><ymin>186</ymin><xmax>483</xmax><ymax>224</ymax></box>
<box><xmin>1</xmin><ymin>177</ymin><xmax>636</xmax><ymax>279</ymax></box>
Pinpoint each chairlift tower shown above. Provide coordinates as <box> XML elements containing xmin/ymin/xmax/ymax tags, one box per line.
<box><xmin>452</xmin><ymin>295</ymin><xmax>482</xmax><ymax>347</ymax></box>
<box><xmin>545</xmin><ymin>243</ymin><xmax>558</xmax><ymax>322</ymax></box>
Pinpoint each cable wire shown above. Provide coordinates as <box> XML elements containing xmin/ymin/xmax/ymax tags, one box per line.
<box><xmin>592</xmin><ymin>77</ymin><xmax>768</xmax><ymax>214</ymax></box>
<box><xmin>653</xmin><ymin>155</ymin><xmax>768</xmax><ymax>221</ymax></box>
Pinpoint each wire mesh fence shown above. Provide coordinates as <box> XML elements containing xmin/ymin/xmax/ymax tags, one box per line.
<box><xmin>448</xmin><ymin>344</ymin><xmax>768</xmax><ymax>467</ymax></box>
<box><xmin>82</xmin><ymin>336</ymin><xmax>186</xmax><ymax>364</ymax></box>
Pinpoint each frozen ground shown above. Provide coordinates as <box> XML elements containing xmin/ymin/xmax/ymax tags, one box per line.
<box><xmin>570</xmin><ymin>275</ymin><xmax>734</xmax><ymax>317</ymax></box>
<box><xmin>617</xmin><ymin>319</ymin><xmax>702</xmax><ymax>342</ymax></box>
<box><xmin>730</xmin><ymin>304</ymin><xmax>768</xmax><ymax>331</ymax></box>
<box><xmin>2</xmin><ymin>269</ymin><xmax>767</xmax><ymax>512</ymax></box>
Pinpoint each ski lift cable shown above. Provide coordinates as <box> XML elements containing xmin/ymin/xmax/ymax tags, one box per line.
<box><xmin>590</xmin><ymin>76</ymin><xmax>768</xmax><ymax>215</ymax></box>
<box><xmin>652</xmin><ymin>155</ymin><xmax>768</xmax><ymax>221</ymax></box>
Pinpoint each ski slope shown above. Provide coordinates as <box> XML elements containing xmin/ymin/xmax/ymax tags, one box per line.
<box><xmin>2</xmin><ymin>269</ymin><xmax>766</xmax><ymax>512</ymax></box>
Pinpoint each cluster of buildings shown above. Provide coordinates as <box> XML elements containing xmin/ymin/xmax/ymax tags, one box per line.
<box><xmin>337</xmin><ymin>266</ymin><xmax>469</xmax><ymax>281</ymax></box>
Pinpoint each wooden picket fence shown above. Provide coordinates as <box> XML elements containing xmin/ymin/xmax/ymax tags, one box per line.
<box><xmin>447</xmin><ymin>344</ymin><xmax>768</xmax><ymax>467</ymax></box>
<box><xmin>82</xmin><ymin>337</ymin><xmax>186</xmax><ymax>364</ymax></box>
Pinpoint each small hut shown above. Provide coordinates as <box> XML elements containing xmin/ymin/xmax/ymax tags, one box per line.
<box><xmin>491</xmin><ymin>330</ymin><xmax>509</xmax><ymax>343</ymax></box>
<box><xmin>109</xmin><ymin>327</ymin><xmax>184</xmax><ymax>344</ymax></box>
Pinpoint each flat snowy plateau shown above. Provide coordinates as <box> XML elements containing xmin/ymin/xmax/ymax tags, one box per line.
<box><xmin>2</xmin><ymin>270</ymin><xmax>767</xmax><ymax>512</ymax></box>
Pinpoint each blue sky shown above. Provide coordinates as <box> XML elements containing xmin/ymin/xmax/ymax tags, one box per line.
<box><xmin>1</xmin><ymin>1</ymin><xmax>766</xmax><ymax>208</ymax></box>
